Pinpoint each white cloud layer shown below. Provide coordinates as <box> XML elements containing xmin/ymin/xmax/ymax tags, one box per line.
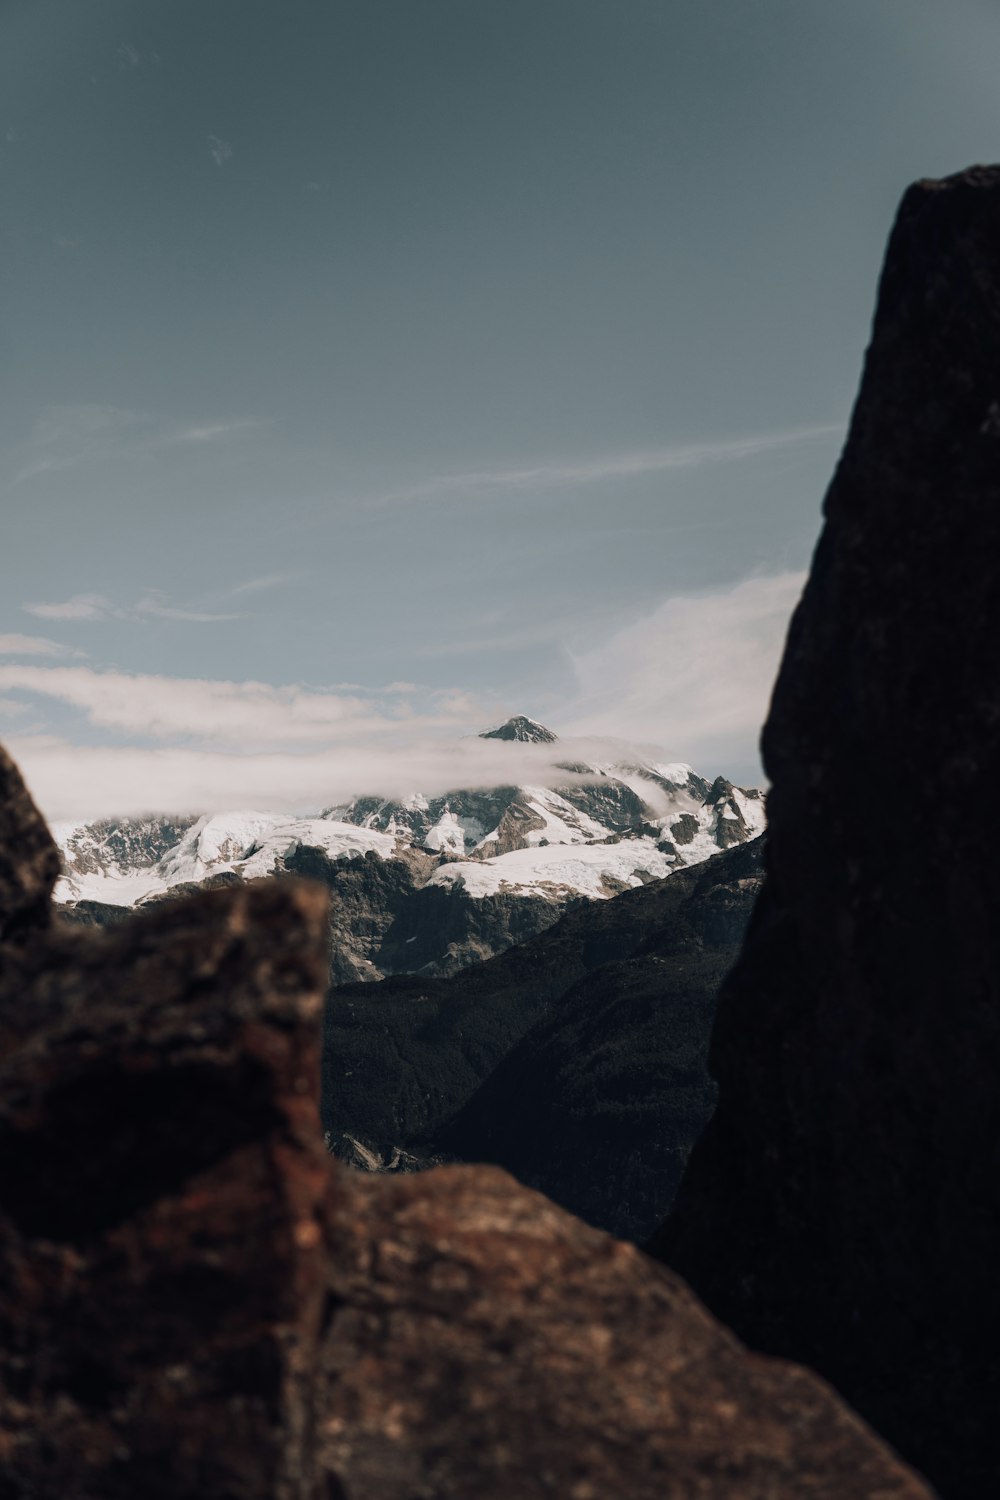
<box><xmin>7</xmin><ymin>734</ymin><xmax>601</xmax><ymax>823</ymax></box>
<box><xmin>0</xmin><ymin>665</ymin><xmax>411</xmax><ymax>747</ymax></box>
<box><xmin>0</xmin><ymin>572</ymin><xmax>804</xmax><ymax>820</ymax></box>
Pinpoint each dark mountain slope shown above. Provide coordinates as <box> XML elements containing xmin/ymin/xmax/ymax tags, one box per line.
<box><xmin>322</xmin><ymin>838</ymin><xmax>762</xmax><ymax>1183</ymax></box>
<box><xmin>434</xmin><ymin>836</ymin><xmax>763</xmax><ymax>1241</ymax></box>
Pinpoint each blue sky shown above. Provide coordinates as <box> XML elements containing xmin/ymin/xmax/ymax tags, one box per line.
<box><xmin>3</xmin><ymin>0</ymin><xmax>999</xmax><ymax>816</ymax></box>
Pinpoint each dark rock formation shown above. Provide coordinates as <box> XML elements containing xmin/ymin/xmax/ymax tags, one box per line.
<box><xmin>321</xmin><ymin>1164</ymin><xmax>932</xmax><ymax>1500</ymax></box>
<box><xmin>655</xmin><ymin>165</ymin><xmax>1000</xmax><ymax>1498</ymax></box>
<box><xmin>435</xmin><ymin>836</ymin><xmax>764</xmax><ymax>1241</ymax></box>
<box><xmin>58</xmin><ymin>815</ymin><xmax>199</xmax><ymax>878</ymax></box>
<box><xmin>0</xmin><ymin>752</ymin><xmax>333</xmax><ymax>1498</ymax></box>
<box><xmin>478</xmin><ymin>713</ymin><xmax>558</xmax><ymax>743</ymax></box>
<box><xmin>0</xmin><ymin>746</ymin><xmax>61</xmax><ymax>944</ymax></box>
<box><xmin>0</xmin><ymin>746</ymin><xmax>933</xmax><ymax>1498</ymax></box>
<box><xmin>56</xmin><ymin>898</ymin><xmax>132</xmax><ymax>928</ymax></box>
<box><xmin>313</xmin><ymin>848</ymin><xmax>571</xmax><ymax>978</ymax></box>
<box><xmin>322</xmin><ymin>842</ymin><xmax>758</xmax><ymax>1174</ymax></box>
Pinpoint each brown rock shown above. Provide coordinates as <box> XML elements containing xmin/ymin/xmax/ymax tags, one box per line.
<box><xmin>654</xmin><ymin>166</ymin><xmax>1000</xmax><ymax>1498</ymax></box>
<box><xmin>0</xmin><ymin>745</ymin><xmax>60</xmax><ymax>944</ymax></box>
<box><xmin>0</xmin><ymin>829</ymin><xmax>332</xmax><ymax>1498</ymax></box>
<box><xmin>321</xmin><ymin>1164</ymin><xmax>931</xmax><ymax>1499</ymax></box>
<box><xmin>0</xmin><ymin>747</ymin><xmax>932</xmax><ymax>1498</ymax></box>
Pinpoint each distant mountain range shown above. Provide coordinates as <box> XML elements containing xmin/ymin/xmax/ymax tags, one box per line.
<box><xmin>55</xmin><ymin>717</ymin><xmax>764</xmax><ymax>979</ymax></box>
<box><xmin>56</xmin><ymin>716</ymin><xmax>764</xmax><ymax>967</ymax></box>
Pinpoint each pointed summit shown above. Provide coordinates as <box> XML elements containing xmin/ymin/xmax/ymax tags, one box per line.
<box><xmin>478</xmin><ymin>715</ymin><xmax>557</xmax><ymax>745</ymax></box>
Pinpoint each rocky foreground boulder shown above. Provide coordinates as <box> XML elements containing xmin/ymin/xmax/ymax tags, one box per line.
<box><xmin>654</xmin><ymin>165</ymin><xmax>1000</xmax><ymax>1498</ymax></box>
<box><xmin>0</xmin><ymin>744</ymin><xmax>930</xmax><ymax>1498</ymax></box>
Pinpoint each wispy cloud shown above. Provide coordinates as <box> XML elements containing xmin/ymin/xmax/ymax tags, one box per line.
<box><xmin>23</xmin><ymin>594</ymin><xmax>120</xmax><ymax>622</ymax></box>
<box><xmin>371</xmin><ymin>424</ymin><xmax>844</xmax><ymax>507</ymax></box>
<box><xmin>133</xmin><ymin>594</ymin><xmax>242</xmax><ymax>623</ymax></box>
<box><xmin>565</xmin><ymin>570</ymin><xmax>806</xmax><ymax>766</ymax></box>
<box><xmin>208</xmin><ymin>134</ymin><xmax>232</xmax><ymax>167</ymax></box>
<box><xmin>11</xmin><ymin>405</ymin><xmax>145</xmax><ymax>485</ymax></box>
<box><xmin>8</xmin><ymin>404</ymin><xmax>262</xmax><ymax>488</ymax></box>
<box><xmin>23</xmin><ymin>592</ymin><xmax>240</xmax><ymax>625</ymax></box>
<box><xmin>224</xmin><ymin>572</ymin><xmax>296</xmax><ymax>598</ymax></box>
<box><xmin>169</xmin><ymin>419</ymin><xmax>260</xmax><ymax>445</ymax></box>
<box><xmin>0</xmin><ymin>633</ymin><xmax>78</xmax><ymax>657</ymax></box>
<box><xmin>0</xmin><ymin>667</ymin><xmax>486</xmax><ymax>750</ymax></box>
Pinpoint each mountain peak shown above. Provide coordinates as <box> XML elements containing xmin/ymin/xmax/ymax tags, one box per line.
<box><xmin>479</xmin><ymin>716</ymin><xmax>558</xmax><ymax>745</ymax></box>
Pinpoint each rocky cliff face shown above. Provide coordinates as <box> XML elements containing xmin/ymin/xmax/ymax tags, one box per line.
<box><xmin>0</xmin><ymin>743</ymin><xmax>932</xmax><ymax>1499</ymax></box>
<box><xmin>655</xmin><ymin>165</ymin><xmax>1000</xmax><ymax>1499</ymax></box>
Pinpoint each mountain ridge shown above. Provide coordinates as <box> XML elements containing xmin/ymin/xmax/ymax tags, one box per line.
<box><xmin>55</xmin><ymin>718</ymin><xmax>765</xmax><ymax>979</ymax></box>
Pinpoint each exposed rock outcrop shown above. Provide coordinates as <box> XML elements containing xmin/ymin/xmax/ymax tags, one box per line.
<box><xmin>321</xmin><ymin>1165</ymin><xmax>931</xmax><ymax>1500</ymax></box>
<box><xmin>0</xmin><ymin>744</ymin><xmax>932</xmax><ymax>1498</ymax></box>
<box><xmin>0</xmin><ymin>754</ymin><xmax>333</xmax><ymax>1498</ymax></box>
<box><xmin>0</xmin><ymin>746</ymin><xmax>60</xmax><ymax>944</ymax></box>
<box><xmin>655</xmin><ymin>165</ymin><xmax>1000</xmax><ymax>1498</ymax></box>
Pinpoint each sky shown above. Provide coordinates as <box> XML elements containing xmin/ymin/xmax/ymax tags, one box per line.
<box><xmin>3</xmin><ymin>0</ymin><xmax>1000</xmax><ymax>818</ymax></box>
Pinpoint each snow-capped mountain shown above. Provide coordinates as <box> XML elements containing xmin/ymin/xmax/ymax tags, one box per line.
<box><xmin>55</xmin><ymin>719</ymin><xmax>765</xmax><ymax>977</ymax></box>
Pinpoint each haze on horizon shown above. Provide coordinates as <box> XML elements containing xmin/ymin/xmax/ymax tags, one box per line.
<box><xmin>3</xmin><ymin>0</ymin><xmax>999</xmax><ymax>820</ymax></box>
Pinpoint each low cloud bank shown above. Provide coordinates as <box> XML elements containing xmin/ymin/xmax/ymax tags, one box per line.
<box><xmin>8</xmin><ymin>734</ymin><xmax>633</xmax><ymax>823</ymax></box>
<box><xmin>1</xmin><ymin>571</ymin><xmax>804</xmax><ymax>820</ymax></box>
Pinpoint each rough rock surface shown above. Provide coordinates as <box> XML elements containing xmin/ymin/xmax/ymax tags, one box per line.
<box><xmin>655</xmin><ymin>166</ymin><xmax>1000</xmax><ymax>1498</ymax></box>
<box><xmin>0</xmin><ymin>746</ymin><xmax>61</xmax><ymax>944</ymax></box>
<box><xmin>0</xmin><ymin>747</ymin><xmax>333</xmax><ymax>1498</ymax></box>
<box><xmin>321</xmin><ymin>1165</ymin><xmax>932</xmax><ymax>1500</ymax></box>
<box><xmin>0</xmin><ymin>744</ymin><xmax>933</xmax><ymax>1499</ymax></box>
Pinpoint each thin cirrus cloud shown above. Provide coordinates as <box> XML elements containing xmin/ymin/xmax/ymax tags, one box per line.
<box><xmin>208</xmin><ymin>134</ymin><xmax>232</xmax><ymax>167</ymax></box>
<box><xmin>0</xmin><ymin>632</ymin><xmax>77</xmax><ymax>658</ymax></box>
<box><xmin>23</xmin><ymin>591</ymin><xmax>243</xmax><ymax>624</ymax></box>
<box><xmin>9</xmin><ymin>405</ymin><xmax>263</xmax><ymax>487</ymax></box>
<box><xmin>22</xmin><ymin>594</ymin><xmax>119</xmax><ymax>622</ymax></box>
<box><xmin>370</xmin><ymin>423</ymin><xmax>844</xmax><ymax>507</ymax></box>
<box><xmin>169</xmin><ymin>419</ymin><xmax>262</xmax><ymax>445</ymax></box>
